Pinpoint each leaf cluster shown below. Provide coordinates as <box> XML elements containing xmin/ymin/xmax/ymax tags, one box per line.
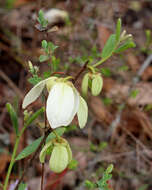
<box><xmin>85</xmin><ymin>164</ymin><xmax>114</xmax><ymax>190</ymax></box>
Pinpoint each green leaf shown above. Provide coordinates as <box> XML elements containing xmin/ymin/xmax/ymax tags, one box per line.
<box><xmin>103</xmin><ymin>97</ymin><xmax>112</xmax><ymax>105</ymax></box>
<box><xmin>28</xmin><ymin>76</ymin><xmax>42</xmax><ymax>85</ymax></box>
<box><xmin>115</xmin><ymin>40</ymin><xmax>136</xmax><ymax>53</ymax></box>
<box><xmin>106</xmin><ymin>164</ymin><xmax>114</xmax><ymax>173</ymax></box>
<box><xmin>46</xmin><ymin>127</ymin><xmax>66</xmax><ymax>142</ymax></box>
<box><xmin>18</xmin><ymin>183</ymin><xmax>27</xmax><ymax>190</ymax></box>
<box><xmin>116</xmin><ymin>18</ymin><xmax>121</xmax><ymax>42</ymax></box>
<box><xmin>68</xmin><ymin>159</ymin><xmax>78</xmax><ymax>170</ymax></box>
<box><xmin>43</xmin><ymin>71</ymin><xmax>51</xmax><ymax>79</ymax></box>
<box><xmin>130</xmin><ymin>89</ymin><xmax>139</xmax><ymax>98</ymax></box>
<box><xmin>42</xmin><ymin>40</ymin><xmax>48</xmax><ymax>49</ymax></box>
<box><xmin>6</xmin><ymin>103</ymin><xmax>18</xmax><ymax>135</ymax></box>
<box><xmin>16</xmin><ymin>136</ymin><xmax>43</xmax><ymax>161</ymax></box>
<box><xmin>101</xmin><ymin>34</ymin><xmax>116</xmax><ymax>59</ymax></box>
<box><xmin>85</xmin><ymin>180</ymin><xmax>96</xmax><ymax>189</ymax></box>
<box><xmin>51</xmin><ymin>56</ymin><xmax>60</xmax><ymax>72</ymax></box>
<box><xmin>25</xmin><ymin>107</ymin><xmax>45</xmax><ymax>127</ymax></box>
<box><xmin>5</xmin><ymin>0</ymin><xmax>16</xmax><ymax>9</ymax></box>
<box><xmin>145</xmin><ymin>104</ymin><xmax>152</xmax><ymax>111</ymax></box>
<box><xmin>101</xmin><ymin>68</ymin><xmax>111</xmax><ymax>77</ymax></box>
<box><xmin>118</xmin><ymin>65</ymin><xmax>129</xmax><ymax>71</ymax></box>
<box><xmin>37</xmin><ymin>10</ymin><xmax>48</xmax><ymax>28</ymax></box>
<box><xmin>48</xmin><ymin>42</ymin><xmax>58</xmax><ymax>53</ymax></box>
<box><xmin>39</xmin><ymin>55</ymin><xmax>49</xmax><ymax>62</ymax></box>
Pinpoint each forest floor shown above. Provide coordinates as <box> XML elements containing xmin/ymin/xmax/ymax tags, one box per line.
<box><xmin>0</xmin><ymin>0</ymin><xmax>152</xmax><ymax>190</ymax></box>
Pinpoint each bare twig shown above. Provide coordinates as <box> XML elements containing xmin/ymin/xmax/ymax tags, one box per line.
<box><xmin>109</xmin><ymin>54</ymin><xmax>152</xmax><ymax>134</ymax></box>
<box><xmin>0</xmin><ymin>69</ymin><xmax>23</xmax><ymax>99</ymax></box>
<box><xmin>41</xmin><ymin>163</ymin><xmax>45</xmax><ymax>190</ymax></box>
<box><xmin>72</xmin><ymin>61</ymin><xmax>89</xmax><ymax>84</ymax></box>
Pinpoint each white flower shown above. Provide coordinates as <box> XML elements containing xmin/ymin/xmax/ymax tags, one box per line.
<box><xmin>22</xmin><ymin>77</ymin><xmax>88</xmax><ymax>129</ymax></box>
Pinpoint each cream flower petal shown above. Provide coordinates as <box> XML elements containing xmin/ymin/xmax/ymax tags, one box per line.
<box><xmin>22</xmin><ymin>80</ymin><xmax>46</xmax><ymax>109</ymax></box>
<box><xmin>22</xmin><ymin>77</ymin><xmax>57</xmax><ymax>109</ymax></box>
<box><xmin>46</xmin><ymin>83</ymin><xmax>75</xmax><ymax>129</ymax></box>
<box><xmin>66</xmin><ymin>87</ymin><xmax>79</xmax><ymax>125</ymax></box>
<box><xmin>77</xmin><ymin>96</ymin><xmax>88</xmax><ymax>128</ymax></box>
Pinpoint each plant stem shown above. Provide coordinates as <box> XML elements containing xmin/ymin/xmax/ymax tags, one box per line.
<box><xmin>14</xmin><ymin>129</ymin><xmax>51</xmax><ymax>190</ymax></box>
<box><xmin>41</xmin><ymin>163</ymin><xmax>45</xmax><ymax>190</ymax></box>
<box><xmin>93</xmin><ymin>57</ymin><xmax>107</xmax><ymax>68</ymax></box>
<box><xmin>3</xmin><ymin>125</ymin><xmax>27</xmax><ymax>190</ymax></box>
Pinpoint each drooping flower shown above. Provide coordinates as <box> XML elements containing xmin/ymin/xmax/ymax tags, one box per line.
<box><xmin>22</xmin><ymin>77</ymin><xmax>88</xmax><ymax>129</ymax></box>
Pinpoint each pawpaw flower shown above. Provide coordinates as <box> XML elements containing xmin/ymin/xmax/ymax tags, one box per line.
<box><xmin>22</xmin><ymin>77</ymin><xmax>88</xmax><ymax>129</ymax></box>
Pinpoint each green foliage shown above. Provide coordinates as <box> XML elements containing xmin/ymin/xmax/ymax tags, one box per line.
<box><xmin>28</xmin><ymin>75</ymin><xmax>42</xmax><ymax>85</ymax></box>
<box><xmin>37</xmin><ymin>10</ymin><xmax>48</xmax><ymax>29</ymax></box>
<box><xmin>101</xmin><ymin>34</ymin><xmax>117</xmax><ymax>60</ymax></box>
<box><xmin>118</xmin><ymin>65</ymin><xmax>129</xmax><ymax>71</ymax></box>
<box><xmin>101</xmin><ymin>68</ymin><xmax>111</xmax><ymax>77</ymax></box>
<box><xmin>144</xmin><ymin>104</ymin><xmax>152</xmax><ymax>111</ymax></box>
<box><xmin>6</xmin><ymin>103</ymin><xmax>19</xmax><ymax>135</ymax></box>
<box><xmin>65</xmin><ymin>124</ymin><xmax>77</xmax><ymax>133</ymax></box>
<box><xmin>68</xmin><ymin>159</ymin><xmax>78</xmax><ymax>170</ymax></box>
<box><xmin>85</xmin><ymin>164</ymin><xmax>113</xmax><ymax>190</ymax></box>
<box><xmin>43</xmin><ymin>71</ymin><xmax>52</xmax><ymax>79</ymax></box>
<box><xmin>51</xmin><ymin>55</ymin><xmax>60</xmax><ymax>71</ymax></box>
<box><xmin>85</xmin><ymin>180</ymin><xmax>97</xmax><ymax>189</ymax></box>
<box><xmin>115</xmin><ymin>18</ymin><xmax>122</xmax><ymax>43</ymax></box>
<box><xmin>93</xmin><ymin>18</ymin><xmax>135</xmax><ymax>68</ymax></box>
<box><xmin>39</xmin><ymin>40</ymin><xmax>59</xmax><ymax>72</ymax></box>
<box><xmin>145</xmin><ymin>30</ymin><xmax>152</xmax><ymax>48</ymax></box>
<box><xmin>97</xmin><ymin>164</ymin><xmax>113</xmax><ymax>190</ymax></box>
<box><xmin>130</xmin><ymin>89</ymin><xmax>139</xmax><ymax>98</ymax></box>
<box><xmin>91</xmin><ymin>46</ymin><xmax>101</xmax><ymax>58</ymax></box>
<box><xmin>16</xmin><ymin>127</ymin><xmax>65</xmax><ymax>161</ymax></box>
<box><xmin>46</xmin><ymin>127</ymin><xmax>66</xmax><ymax>142</ymax></box>
<box><xmin>90</xmin><ymin>142</ymin><xmax>107</xmax><ymax>152</ymax></box>
<box><xmin>115</xmin><ymin>40</ymin><xmax>136</xmax><ymax>53</ymax></box>
<box><xmin>103</xmin><ymin>97</ymin><xmax>113</xmax><ymax>106</ymax></box>
<box><xmin>5</xmin><ymin>0</ymin><xmax>16</xmax><ymax>9</ymax></box>
<box><xmin>141</xmin><ymin>29</ymin><xmax>152</xmax><ymax>54</ymax></box>
<box><xmin>41</xmin><ymin>40</ymin><xmax>58</xmax><ymax>55</ymax></box>
<box><xmin>18</xmin><ymin>183</ymin><xmax>27</xmax><ymax>190</ymax></box>
<box><xmin>16</xmin><ymin>136</ymin><xmax>43</xmax><ymax>161</ymax></box>
<box><xmin>39</xmin><ymin>55</ymin><xmax>49</xmax><ymax>62</ymax></box>
<box><xmin>24</xmin><ymin>107</ymin><xmax>45</xmax><ymax>127</ymax></box>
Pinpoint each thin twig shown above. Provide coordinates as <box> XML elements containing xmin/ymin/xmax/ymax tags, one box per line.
<box><xmin>0</xmin><ymin>69</ymin><xmax>23</xmax><ymax>99</ymax></box>
<box><xmin>40</xmin><ymin>94</ymin><xmax>47</xmax><ymax>190</ymax></box>
<box><xmin>109</xmin><ymin>54</ymin><xmax>152</xmax><ymax>134</ymax></box>
<box><xmin>41</xmin><ymin>163</ymin><xmax>45</xmax><ymax>190</ymax></box>
<box><xmin>72</xmin><ymin>61</ymin><xmax>89</xmax><ymax>84</ymax></box>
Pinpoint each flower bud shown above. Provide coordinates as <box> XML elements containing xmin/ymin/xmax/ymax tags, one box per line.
<box><xmin>91</xmin><ymin>74</ymin><xmax>103</xmax><ymax>96</ymax></box>
<box><xmin>81</xmin><ymin>73</ymin><xmax>89</xmax><ymax>97</ymax></box>
<box><xmin>49</xmin><ymin>145</ymin><xmax>69</xmax><ymax>173</ymax></box>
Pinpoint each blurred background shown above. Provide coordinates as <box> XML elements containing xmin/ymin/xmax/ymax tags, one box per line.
<box><xmin>0</xmin><ymin>0</ymin><xmax>152</xmax><ymax>190</ymax></box>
